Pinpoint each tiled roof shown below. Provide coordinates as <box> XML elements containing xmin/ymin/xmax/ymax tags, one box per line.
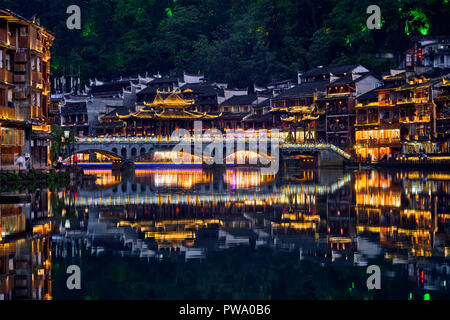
<box><xmin>302</xmin><ymin>64</ymin><xmax>360</xmax><ymax>78</ymax></box>
<box><xmin>220</xmin><ymin>94</ymin><xmax>257</xmax><ymax>106</ymax></box>
<box><xmin>272</xmin><ymin>80</ymin><xmax>328</xmax><ymax>100</ymax></box>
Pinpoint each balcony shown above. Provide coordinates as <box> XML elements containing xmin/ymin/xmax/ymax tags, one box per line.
<box><xmin>0</xmin><ymin>105</ymin><xmax>15</xmax><ymax>119</ymax></box>
<box><xmin>32</xmin><ymin>71</ymin><xmax>42</xmax><ymax>84</ymax></box>
<box><xmin>327</xmin><ymin>108</ymin><xmax>350</xmax><ymax>116</ymax></box>
<box><xmin>356</xmin><ymin>137</ymin><xmax>401</xmax><ymax>146</ymax></box>
<box><xmin>397</xmin><ymin>97</ymin><xmax>429</xmax><ymax>105</ymax></box>
<box><xmin>379</xmin><ymin>99</ymin><xmax>396</xmax><ymax>106</ymax></box>
<box><xmin>13</xmin><ymin>91</ymin><xmax>27</xmax><ymax>100</ymax></box>
<box><xmin>14</xmin><ymin>64</ymin><xmax>27</xmax><ymax>72</ymax></box>
<box><xmin>13</xmin><ymin>74</ymin><xmax>26</xmax><ymax>83</ymax></box>
<box><xmin>14</xmin><ymin>52</ymin><xmax>27</xmax><ymax>62</ymax></box>
<box><xmin>397</xmin><ymin>98</ymin><xmax>413</xmax><ymax>104</ymax></box>
<box><xmin>356</xmin><ymin>116</ymin><xmax>378</xmax><ymax>125</ymax></box>
<box><xmin>380</xmin><ymin>118</ymin><xmax>399</xmax><ymax>125</ymax></box>
<box><xmin>328</xmin><ymin>124</ymin><xmax>349</xmax><ymax>132</ymax></box>
<box><xmin>31</xmin><ymin>40</ymin><xmax>43</xmax><ymax>52</ymax></box>
<box><xmin>0</xmin><ymin>69</ymin><xmax>13</xmax><ymax>83</ymax></box>
<box><xmin>400</xmin><ymin>116</ymin><xmax>431</xmax><ymax>123</ymax></box>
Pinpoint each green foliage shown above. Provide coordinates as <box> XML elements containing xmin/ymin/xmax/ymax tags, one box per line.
<box><xmin>0</xmin><ymin>170</ymin><xmax>70</xmax><ymax>192</ymax></box>
<box><xmin>50</xmin><ymin>125</ymin><xmax>75</xmax><ymax>163</ymax></box>
<box><xmin>0</xmin><ymin>0</ymin><xmax>449</xmax><ymax>87</ymax></box>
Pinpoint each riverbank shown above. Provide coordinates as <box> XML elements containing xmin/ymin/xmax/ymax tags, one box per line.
<box><xmin>0</xmin><ymin>169</ymin><xmax>73</xmax><ymax>192</ymax></box>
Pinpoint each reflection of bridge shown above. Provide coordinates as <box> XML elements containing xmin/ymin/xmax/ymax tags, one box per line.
<box><xmin>66</xmin><ymin>174</ymin><xmax>352</xmax><ymax>207</ymax></box>
<box><xmin>73</xmin><ymin>136</ymin><xmax>351</xmax><ymax>166</ymax></box>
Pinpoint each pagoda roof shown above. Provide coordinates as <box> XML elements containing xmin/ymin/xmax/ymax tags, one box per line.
<box><xmin>144</xmin><ymin>90</ymin><xmax>194</xmax><ymax>108</ymax></box>
<box><xmin>119</xmin><ymin>108</ymin><xmax>221</xmax><ymax>121</ymax></box>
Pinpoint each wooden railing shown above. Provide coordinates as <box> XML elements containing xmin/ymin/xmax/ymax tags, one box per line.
<box><xmin>0</xmin><ymin>105</ymin><xmax>15</xmax><ymax>119</ymax></box>
<box><xmin>14</xmin><ymin>52</ymin><xmax>27</xmax><ymax>62</ymax></box>
<box><xmin>13</xmin><ymin>74</ymin><xmax>26</xmax><ymax>83</ymax></box>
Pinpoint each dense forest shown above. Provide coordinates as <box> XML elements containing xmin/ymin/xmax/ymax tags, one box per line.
<box><xmin>1</xmin><ymin>0</ymin><xmax>449</xmax><ymax>87</ymax></box>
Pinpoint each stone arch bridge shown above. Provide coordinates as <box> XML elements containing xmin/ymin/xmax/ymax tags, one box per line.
<box><xmin>73</xmin><ymin>136</ymin><xmax>351</xmax><ymax>167</ymax></box>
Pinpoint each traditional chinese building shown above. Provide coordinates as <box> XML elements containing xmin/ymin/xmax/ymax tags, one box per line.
<box><xmin>435</xmin><ymin>78</ymin><xmax>450</xmax><ymax>152</ymax></box>
<box><xmin>320</xmin><ymin>72</ymin><xmax>382</xmax><ymax>151</ymax></box>
<box><xmin>219</xmin><ymin>94</ymin><xmax>257</xmax><ymax>131</ymax></box>
<box><xmin>0</xmin><ymin>9</ymin><xmax>54</xmax><ymax>170</ymax></box>
<box><xmin>354</xmin><ymin>68</ymin><xmax>449</xmax><ymax>160</ymax></box>
<box><xmin>354</xmin><ymin>76</ymin><xmax>402</xmax><ymax>161</ymax></box>
<box><xmin>119</xmin><ymin>89</ymin><xmax>221</xmax><ymax>136</ymax></box>
<box><xmin>60</xmin><ymin>99</ymin><xmax>89</xmax><ymax>136</ymax></box>
<box><xmin>270</xmin><ymin>80</ymin><xmax>328</xmax><ymax>143</ymax></box>
<box><xmin>94</xmin><ymin>106</ymin><xmax>129</xmax><ymax>136</ymax></box>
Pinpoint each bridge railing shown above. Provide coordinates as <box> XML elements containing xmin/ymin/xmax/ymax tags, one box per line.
<box><xmin>280</xmin><ymin>142</ymin><xmax>351</xmax><ymax>159</ymax></box>
<box><xmin>76</xmin><ymin>136</ymin><xmax>276</xmax><ymax>144</ymax></box>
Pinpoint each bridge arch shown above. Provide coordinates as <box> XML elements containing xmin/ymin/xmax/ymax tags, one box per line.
<box><xmin>66</xmin><ymin>148</ymin><xmax>124</xmax><ymax>162</ymax></box>
<box><xmin>121</xmin><ymin>147</ymin><xmax>127</xmax><ymax>158</ymax></box>
<box><xmin>224</xmin><ymin>150</ymin><xmax>275</xmax><ymax>165</ymax></box>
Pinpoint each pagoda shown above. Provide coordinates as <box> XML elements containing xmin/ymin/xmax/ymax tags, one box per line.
<box><xmin>119</xmin><ymin>89</ymin><xmax>221</xmax><ymax>136</ymax></box>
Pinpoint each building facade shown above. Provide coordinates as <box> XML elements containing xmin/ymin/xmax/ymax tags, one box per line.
<box><xmin>0</xmin><ymin>9</ymin><xmax>54</xmax><ymax>170</ymax></box>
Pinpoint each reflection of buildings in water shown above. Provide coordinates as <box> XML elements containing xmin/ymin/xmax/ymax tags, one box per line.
<box><xmin>83</xmin><ymin>169</ymin><xmax>122</xmax><ymax>189</ymax></box>
<box><xmin>135</xmin><ymin>169</ymin><xmax>213</xmax><ymax>189</ymax></box>
<box><xmin>354</xmin><ymin>171</ymin><xmax>450</xmax><ymax>258</ymax></box>
<box><xmin>0</xmin><ymin>191</ymin><xmax>53</xmax><ymax>300</ymax></box>
<box><xmin>224</xmin><ymin>169</ymin><xmax>276</xmax><ymax>189</ymax></box>
<box><xmin>58</xmin><ymin>169</ymin><xmax>354</xmax><ymax>265</ymax></box>
<box><xmin>353</xmin><ymin>171</ymin><xmax>450</xmax><ymax>292</ymax></box>
<box><xmin>56</xmin><ymin>168</ymin><xmax>450</xmax><ymax>291</ymax></box>
<box><xmin>69</xmin><ymin>169</ymin><xmax>351</xmax><ymax>208</ymax></box>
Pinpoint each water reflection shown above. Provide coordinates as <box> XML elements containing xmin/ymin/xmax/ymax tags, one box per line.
<box><xmin>0</xmin><ymin>192</ymin><xmax>52</xmax><ymax>300</ymax></box>
<box><xmin>1</xmin><ymin>166</ymin><xmax>450</xmax><ymax>299</ymax></box>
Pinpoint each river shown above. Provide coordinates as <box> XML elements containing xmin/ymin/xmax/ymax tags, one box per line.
<box><xmin>1</xmin><ymin>162</ymin><xmax>449</xmax><ymax>299</ymax></box>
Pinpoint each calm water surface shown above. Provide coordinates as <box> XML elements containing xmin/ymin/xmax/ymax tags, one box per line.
<box><xmin>1</xmin><ymin>162</ymin><xmax>450</xmax><ymax>299</ymax></box>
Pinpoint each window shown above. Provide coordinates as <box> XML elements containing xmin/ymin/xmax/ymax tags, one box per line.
<box><xmin>406</xmin><ymin>54</ymin><xmax>412</xmax><ymax>66</ymax></box>
<box><xmin>36</xmin><ymin>92</ymin><xmax>41</xmax><ymax>107</ymax></box>
<box><xmin>19</xmin><ymin>27</ymin><xmax>28</xmax><ymax>37</ymax></box>
<box><xmin>31</xmin><ymin>57</ymin><xmax>36</xmax><ymax>71</ymax></box>
<box><xmin>36</xmin><ymin>57</ymin><xmax>41</xmax><ymax>72</ymax></box>
<box><xmin>5</xmin><ymin>53</ymin><xmax>10</xmax><ymax>71</ymax></box>
<box><xmin>0</xmin><ymin>50</ymin><xmax>3</xmax><ymax>69</ymax></box>
<box><xmin>32</xmin><ymin>92</ymin><xmax>36</xmax><ymax>106</ymax></box>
